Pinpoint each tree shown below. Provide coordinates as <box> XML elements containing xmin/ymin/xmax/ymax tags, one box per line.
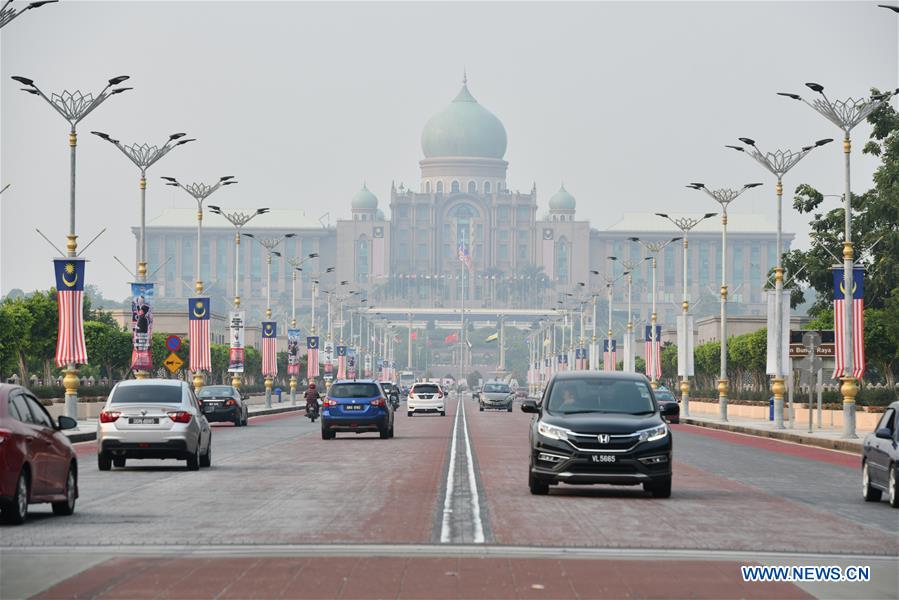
<box><xmin>0</xmin><ymin>299</ymin><xmax>34</xmax><ymax>382</ymax></box>
<box><xmin>84</xmin><ymin>321</ymin><xmax>131</xmax><ymax>380</ymax></box>
<box><xmin>22</xmin><ymin>290</ymin><xmax>59</xmax><ymax>384</ymax></box>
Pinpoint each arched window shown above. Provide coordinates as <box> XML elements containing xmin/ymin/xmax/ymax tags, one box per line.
<box><xmin>436</xmin><ymin>181</ymin><xmax>444</xmax><ymax>194</ymax></box>
<box><xmin>425</xmin><ymin>181</ymin><xmax>431</xmax><ymax>193</ymax></box>
<box><xmin>555</xmin><ymin>236</ymin><xmax>570</xmax><ymax>284</ymax></box>
<box><xmin>484</xmin><ymin>181</ymin><xmax>491</xmax><ymax>194</ymax></box>
<box><xmin>451</xmin><ymin>181</ymin><xmax>460</xmax><ymax>193</ymax></box>
<box><xmin>356</xmin><ymin>237</ymin><xmax>370</xmax><ymax>284</ymax></box>
<box><xmin>468</xmin><ymin>181</ymin><xmax>477</xmax><ymax>194</ymax></box>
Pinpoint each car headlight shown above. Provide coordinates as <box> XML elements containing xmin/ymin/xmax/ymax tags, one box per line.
<box><xmin>637</xmin><ymin>423</ymin><xmax>669</xmax><ymax>443</ymax></box>
<box><xmin>537</xmin><ymin>421</ymin><xmax>571</xmax><ymax>441</ymax></box>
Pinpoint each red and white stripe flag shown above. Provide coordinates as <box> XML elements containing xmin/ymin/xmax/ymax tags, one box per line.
<box><xmin>188</xmin><ymin>298</ymin><xmax>211</xmax><ymax>372</ymax></box>
<box><xmin>603</xmin><ymin>339</ymin><xmax>617</xmax><ymax>372</ymax></box>
<box><xmin>262</xmin><ymin>321</ymin><xmax>277</xmax><ymax>377</ymax></box>
<box><xmin>644</xmin><ymin>325</ymin><xmax>662</xmax><ymax>380</ymax></box>
<box><xmin>307</xmin><ymin>336</ymin><xmax>320</xmax><ymax>378</ymax></box>
<box><xmin>53</xmin><ymin>259</ymin><xmax>88</xmax><ymax>366</ymax></box>
<box><xmin>336</xmin><ymin>346</ymin><xmax>347</xmax><ymax>379</ymax></box>
<box><xmin>833</xmin><ymin>268</ymin><xmax>866</xmax><ymax>380</ymax></box>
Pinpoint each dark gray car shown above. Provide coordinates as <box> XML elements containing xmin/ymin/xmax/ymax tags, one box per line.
<box><xmin>479</xmin><ymin>382</ymin><xmax>514</xmax><ymax>412</ymax></box>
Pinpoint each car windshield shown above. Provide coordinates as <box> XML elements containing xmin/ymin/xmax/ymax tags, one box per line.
<box><xmin>329</xmin><ymin>383</ymin><xmax>381</xmax><ymax>398</ymax></box>
<box><xmin>484</xmin><ymin>384</ymin><xmax>510</xmax><ymax>393</ymax></box>
<box><xmin>655</xmin><ymin>390</ymin><xmax>675</xmax><ymax>402</ymax></box>
<box><xmin>111</xmin><ymin>385</ymin><xmax>182</xmax><ymax>404</ymax></box>
<box><xmin>198</xmin><ymin>386</ymin><xmax>234</xmax><ymax>398</ymax></box>
<box><xmin>413</xmin><ymin>384</ymin><xmax>439</xmax><ymax>394</ymax></box>
<box><xmin>546</xmin><ymin>378</ymin><xmax>655</xmax><ymax>415</ymax></box>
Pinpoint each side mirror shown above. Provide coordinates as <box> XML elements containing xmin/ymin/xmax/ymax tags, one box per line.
<box><xmin>521</xmin><ymin>399</ymin><xmax>539</xmax><ymax>414</ymax></box>
<box><xmin>57</xmin><ymin>415</ymin><xmax>78</xmax><ymax>430</ymax></box>
<box><xmin>875</xmin><ymin>427</ymin><xmax>894</xmax><ymax>440</ymax></box>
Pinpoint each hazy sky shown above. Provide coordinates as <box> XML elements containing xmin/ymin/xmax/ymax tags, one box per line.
<box><xmin>2</xmin><ymin>1</ymin><xmax>896</xmax><ymax>299</ymax></box>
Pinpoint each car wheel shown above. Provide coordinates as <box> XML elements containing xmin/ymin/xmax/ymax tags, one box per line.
<box><xmin>322</xmin><ymin>428</ymin><xmax>334</xmax><ymax>440</ymax></box>
<box><xmin>186</xmin><ymin>442</ymin><xmax>200</xmax><ymax>471</ymax></box>
<box><xmin>112</xmin><ymin>456</ymin><xmax>126</xmax><ymax>468</ymax></box>
<box><xmin>380</xmin><ymin>427</ymin><xmax>390</xmax><ymax>439</ymax></box>
<box><xmin>200</xmin><ymin>440</ymin><xmax>212</xmax><ymax>468</ymax></box>
<box><xmin>648</xmin><ymin>477</ymin><xmax>672</xmax><ymax>498</ymax></box>
<box><xmin>52</xmin><ymin>465</ymin><xmax>77</xmax><ymax>516</ymax></box>
<box><xmin>98</xmin><ymin>452</ymin><xmax>112</xmax><ymax>471</ymax></box>
<box><xmin>528</xmin><ymin>470</ymin><xmax>549</xmax><ymax>496</ymax></box>
<box><xmin>889</xmin><ymin>466</ymin><xmax>898</xmax><ymax>508</ymax></box>
<box><xmin>243</xmin><ymin>411</ymin><xmax>249</xmax><ymax>426</ymax></box>
<box><xmin>233</xmin><ymin>413</ymin><xmax>241</xmax><ymax>427</ymax></box>
<box><xmin>440</xmin><ymin>410</ymin><xmax>446</xmax><ymax>416</ymax></box>
<box><xmin>479</xmin><ymin>404</ymin><xmax>484</xmax><ymax>412</ymax></box>
<box><xmin>507</xmin><ymin>405</ymin><xmax>513</xmax><ymax>413</ymax></box>
<box><xmin>1</xmin><ymin>470</ymin><xmax>29</xmax><ymax>525</ymax></box>
<box><xmin>863</xmin><ymin>462</ymin><xmax>882</xmax><ymax>502</ymax></box>
<box><xmin>407</xmin><ymin>411</ymin><xmax>413</xmax><ymax>417</ymax></box>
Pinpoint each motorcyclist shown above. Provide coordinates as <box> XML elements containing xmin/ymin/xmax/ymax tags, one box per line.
<box><xmin>304</xmin><ymin>382</ymin><xmax>321</xmax><ymax>419</ymax></box>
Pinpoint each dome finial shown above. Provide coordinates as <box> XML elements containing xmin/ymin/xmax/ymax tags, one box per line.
<box><xmin>463</xmin><ymin>67</ymin><xmax>467</xmax><ymax>86</ymax></box>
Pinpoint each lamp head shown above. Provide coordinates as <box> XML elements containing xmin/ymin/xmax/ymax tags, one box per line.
<box><xmin>207</xmin><ymin>204</ymin><xmax>221</xmax><ymax>212</ymax></box>
<box><xmin>168</xmin><ymin>133</ymin><xmax>186</xmax><ymax>140</ymax></box>
<box><xmin>160</xmin><ymin>176</ymin><xmax>177</xmax><ymax>182</ymax></box>
<box><xmin>815</xmin><ymin>138</ymin><xmax>833</xmax><ymax>147</ymax></box>
<box><xmin>110</xmin><ymin>87</ymin><xmax>133</xmax><ymax>95</ymax></box>
<box><xmin>175</xmin><ymin>138</ymin><xmax>195</xmax><ymax>146</ymax></box>
<box><xmin>28</xmin><ymin>1</ymin><xmax>59</xmax><ymax>8</ymax></box>
<box><xmin>670</xmin><ymin>237</ymin><xmax>683</xmax><ymax>242</ymax></box>
<box><xmin>703</xmin><ymin>212</ymin><xmax>717</xmax><ymax>219</ymax></box>
<box><xmin>608</xmin><ymin>256</ymin><xmax>618</xmax><ymax>261</ymax></box>
<box><xmin>776</xmin><ymin>92</ymin><xmax>801</xmax><ymax>100</ymax></box>
<box><xmin>222</xmin><ymin>181</ymin><xmax>237</xmax><ymax>186</ymax></box>
<box><xmin>220</xmin><ymin>176</ymin><xmax>235</xmax><ymax>181</ymax></box>
<box><xmin>687</xmin><ymin>182</ymin><xmax>705</xmax><ymax>189</ymax></box>
<box><xmin>243</xmin><ymin>233</ymin><xmax>255</xmax><ymax>239</ymax></box>
<box><xmin>11</xmin><ymin>76</ymin><xmax>35</xmax><ymax>86</ymax></box>
<box><xmin>108</xmin><ymin>75</ymin><xmax>130</xmax><ymax>86</ymax></box>
<box><xmin>284</xmin><ymin>233</ymin><xmax>296</xmax><ymax>239</ymax></box>
<box><xmin>309</xmin><ymin>252</ymin><xmax>319</xmax><ymax>258</ymax></box>
<box><xmin>90</xmin><ymin>131</ymin><xmax>111</xmax><ymax>141</ymax></box>
<box><xmin>326</xmin><ymin>267</ymin><xmax>335</xmax><ymax>272</ymax></box>
<box><xmin>805</xmin><ymin>82</ymin><xmax>824</xmax><ymax>93</ymax></box>
<box><xmin>655</xmin><ymin>212</ymin><xmax>669</xmax><ymax>218</ymax></box>
<box><xmin>256</xmin><ymin>208</ymin><xmax>270</xmax><ymax>215</ymax></box>
<box><xmin>272</xmin><ymin>251</ymin><xmax>282</xmax><ymax>257</ymax></box>
<box><xmin>627</xmin><ymin>237</ymin><xmax>640</xmax><ymax>242</ymax></box>
<box><xmin>879</xmin><ymin>4</ymin><xmax>899</xmax><ymax>13</ymax></box>
<box><xmin>737</xmin><ymin>137</ymin><xmax>756</xmax><ymax>146</ymax></box>
<box><xmin>725</xmin><ymin>145</ymin><xmax>744</xmax><ymax>152</ymax></box>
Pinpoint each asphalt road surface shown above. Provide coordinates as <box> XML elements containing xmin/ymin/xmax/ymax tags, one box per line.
<box><xmin>2</xmin><ymin>396</ymin><xmax>896</xmax><ymax>599</ymax></box>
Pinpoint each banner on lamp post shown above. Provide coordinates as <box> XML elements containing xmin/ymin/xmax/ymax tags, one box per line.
<box><xmin>765</xmin><ymin>290</ymin><xmax>791</xmax><ymax>376</ymax></box>
<box><xmin>228</xmin><ymin>311</ymin><xmax>245</xmax><ymax>373</ymax></box>
<box><xmin>676</xmin><ymin>315</ymin><xmax>694</xmax><ymax>377</ymax></box>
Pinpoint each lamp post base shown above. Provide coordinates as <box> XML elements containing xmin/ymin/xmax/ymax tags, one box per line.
<box><xmin>231</xmin><ymin>374</ymin><xmax>241</xmax><ymax>389</ymax></box>
<box><xmin>840</xmin><ymin>376</ymin><xmax>858</xmax><ymax>439</ymax></box>
<box><xmin>63</xmin><ymin>366</ymin><xmax>79</xmax><ymax>420</ymax></box>
<box><xmin>771</xmin><ymin>377</ymin><xmax>786</xmax><ymax>429</ymax></box>
<box><xmin>192</xmin><ymin>372</ymin><xmax>204</xmax><ymax>395</ymax></box>
<box><xmin>717</xmin><ymin>378</ymin><xmax>729</xmax><ymax>422</ymax></box>
<box><xmin>134</xmin><ymin>371</ymin><xmax>148</xmax><ymax>380</ymax></box>
<box><xmin>264</xmin><ymin>376</ymin><xmax>273</xmax><ymax>409</ymax></box>
<box><xmin>290</xmin><ymin>375</ymin><xmax>297</xmax><ymax>406</ymax></box>
<box><xmin>680</xmin><ymin>378</ymin><xmax>690</xmax><ymax>416</ymax></box>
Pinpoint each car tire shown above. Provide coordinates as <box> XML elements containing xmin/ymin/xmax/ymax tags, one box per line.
<box><xmin>322</xmin><ymin>428</ymin><xmax>334</xmax><ymax>440</ymax></box>
<box><xmin>440</xmin><ymin>410</ymin><xmax>446</xmax><ymax>417</ymax></box>
<box><xmin>186</xmin><ymin>443</ymin><xmax>200</xmax><ymax>471</ymax></box>
<box><xmin>863</xmin><ymin>462</ymin><xmax>882</xmax><ymax>502</ymax></box>
<box><xmin>233</xmin><ymin>413</ymin><xmax>241</xmax><ymax>427</ymax></box>
<box><xmin>528</xmin><ymin>471</ymin><xmax>549</xmax><ymax>496</ymax></box>
<box><xmin>507</xmin><ymin>405</ymin><xmax>513</xmax><ymax>413</ymax></box>
<box><xmin>243</xmin><ymin>411</ymin><xmax>249</xmax><ymax>426</ymax></box>
<box><xmin>407</xmin><ymin>411</ymin><xmax>413</xmax><ymax>417</ymax></box>
<box><xmin>98</xmin><ymin>452</ymin><xmax>112</xmax><ymax>471</ymax></box>
<box><xmin>52</xmin><ymin>465</ymin><xmax>77</xmax><ymax>516</ymax></box>
<box><xmin>113</xmin><ymin>456</ymin><xmax>126</xmax><ymax>468</ymax></box>
<box><xmin>1</xmin><ymin>470</ymin><xmax>29</xmax><ymax>525</ymax></box>
<box><xmin>648</xmin><ymin>477</ymin><xmax>672</xmax><ymax>498</ymax></box>
<box><xmin>479</xmin><ymin>405</ymin><xmax>484</xmax><ymax>412</ymax></box>
<box><xmin>889</xmin><ymin>465</ymin><xmax>898</xmax><ymax>508</ymax></box>
<box><xmin>380</xmin><ymin>427</ymin><xmax>390</xmax><ymax>439</ymax></box>
<box><xmin>200</xmin><ymin>440</ymin><xmax>212</xmax><ymax>468</ymax></box>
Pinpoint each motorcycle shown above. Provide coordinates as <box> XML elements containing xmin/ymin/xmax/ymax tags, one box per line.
<box><xmin>306</xmin><ymin>398</ymin><xmax>320</xmax><ymax>422</ymax></box>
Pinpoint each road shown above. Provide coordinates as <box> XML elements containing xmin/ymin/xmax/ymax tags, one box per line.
<box><xmin>2</xmin><ymin>396</ymin><xmax>897</xmax><ymax>599</ymax></box>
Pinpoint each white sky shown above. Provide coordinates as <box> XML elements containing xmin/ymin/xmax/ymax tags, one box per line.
<box><xmin>2</xmin><ymin>1</ymin><xmax>896</xmax><ymax>299</ymax></box>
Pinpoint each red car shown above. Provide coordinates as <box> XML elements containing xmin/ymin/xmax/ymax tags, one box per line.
<box><xmin>0</xmin><ymin>384</ymin><xmax>79</xmax><ymax>524</ymax></box>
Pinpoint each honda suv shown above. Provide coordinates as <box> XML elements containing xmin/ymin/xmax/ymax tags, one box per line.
<box><xmin>521</xmin><ymin>371</ymin><xmax>672</xmax><ymax>497</ymax></box>
<box><xmin>322</xmin><ymin>380</ymin><xmax>395</xmax><ymax>439</ymax></box>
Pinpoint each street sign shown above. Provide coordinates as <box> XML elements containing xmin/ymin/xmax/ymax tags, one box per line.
<box><xmin>789</xmin><ymin>343</ymin><xmax>835</xmax><ymax>358</ymax></box>
<box><xmin>165</xmin><ymin>335</ymin><xmax>182</xmax><ymax>353</ymax></box>
<box><xmin>802</xmin><ymin>331</ymin><xmax>822</xmax><ymax>351</ymax></box>
<box><xmin>164</xmin><ymin>352</ymin><xmax>184</xmax><ymax>373</ymax></box>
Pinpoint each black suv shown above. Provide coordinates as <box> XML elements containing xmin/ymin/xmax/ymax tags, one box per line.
<box><xmin>521</xmin><ymin>371</ymin><xmax>672</xmax><ymax>497</ymax></box>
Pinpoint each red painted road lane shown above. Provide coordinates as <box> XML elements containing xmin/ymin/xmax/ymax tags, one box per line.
<box><xmin>72</xmin><ymin>410</ymin><xmax>306</xmax><ymax>456</ymax></box>
<box><xmin>671</xmin><ymin>423</ymin><xmax>860</xmax><ymax>468</ymax></box>
<box><xmin>466</xmin><ymin>406</ymin><xmax>899</xmax><ymax>555</ymax></box>
<box><xmin>32</xmin><ymin>555</ymin><xmax>811</xmax><ymax>599</ymax></box>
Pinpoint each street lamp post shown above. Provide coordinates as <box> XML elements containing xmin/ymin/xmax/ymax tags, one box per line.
<box><xmin>608</xmin><ymin>256</ymin><xmax>651</xmax><ymax>372</ymax></box>
<box><xmin>286</xmin><ymin>253</ymin><xmax>319</xmax><ymax>402</ymax></box>
<box><xmin>0</xmin><ymin>0</ymin><xmax>56</xmax><ymax>28</ymax></box>
<box><xmin>687</xmin><ymin>183</ymin><xmax>763</xmax><ymax>421</ymax></box>
<box><xmin>207</xmin><ymin>206</ymin><xmax>269</xmax><ymax>388</ymax></box>
<box><xmin>656</xmin><ymin>213</ymin><xmax>717</xmax><ymax>415</ymax></box>
<box><xmin>589</xmin><ymin>271</ymin><xmax>630</xmax><ymax>371</ymax></box>
<box><xmin>13</xmin><ymin>74</ymin><xmax>131</xmax><ymax>418</ymax></box>
<box><xmin>727</xmin><ymin>137</ymin><xmax>832</xmax><ymax>429</ymax></box>
<box><xmin>627</xmin><ymin>238</ymin><xmax>681</xmax><ymax>388</ymax></box>
<box><xmin>777</xmin><ymin>84</ymin><xmax>897</xmax><ymax>438</ymax></box>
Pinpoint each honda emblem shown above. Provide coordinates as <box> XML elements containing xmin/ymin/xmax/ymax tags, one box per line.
<box><xmin>597</xmin><ymin>434</ymin><xmax>610</xmax><ymax>444</ymax></box>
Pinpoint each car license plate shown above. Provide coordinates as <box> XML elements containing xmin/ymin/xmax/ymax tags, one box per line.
<box><xmin>129</xmin><ymin>417</ymin><xmax>158</xmax><ymax>425</ymax></box>
<box><xmin>345</xmin><ymin>405</ymin><xmax>363</xmax><ymax>411</ymax></box>
<box><xmin>591</xmin><ymin>454</ymin><xmax>616</xmax><ymax>463</ymax></box>
<box><xmin>204</xmin><ymin>405</ymin><xmax>214</xmax><ymax>412</ymax></box>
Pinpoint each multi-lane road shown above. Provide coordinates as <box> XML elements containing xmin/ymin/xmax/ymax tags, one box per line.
<box><xmin>2</xmin><ymin>396</ymin><xmax>897</xmax><ymax>599</ymax></box>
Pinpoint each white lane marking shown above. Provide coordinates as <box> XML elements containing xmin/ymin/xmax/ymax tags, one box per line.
<box><xmin>459</xmin><ymin>396</ymin><xmax>485</xmax><ymax>544</ymax></box>
<box><xmin>439</xmin><ymin>396</ymin><xmax>462</xmax><ymax>543</ymax></box>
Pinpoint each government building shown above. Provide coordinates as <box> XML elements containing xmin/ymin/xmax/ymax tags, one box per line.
<box><xmin>139</xmin><ymin>76</ymin><xmax>790</xmax><ymax>338</ymax></box>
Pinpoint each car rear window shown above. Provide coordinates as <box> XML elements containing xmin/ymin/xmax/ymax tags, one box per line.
<box><xmin>413</xmin><ymin>384</ymin><xmax>439</xmax><ymax>394</ymax></box>
<box><xmin>199</xmin><ymin>386</ymin><xmax>234</xmax><ymax>398</ymax></box>
<box><xmin>483</xmin><ymin>383</ymin><xmax>510</xmax><ymax>393</ymax></box>
<box><xmin>111</xmin><ymin>385</ymin><xmax>183</xmax><ymax>404</ymax></box>
<box><xmin>655</xmin><ymin>391</ymin><xmax>675</xmax><ymax>401</ymax></box>
<box><xmin>329</xmin><ymin>383</ymin><xmax>381</xmax><ymax>398</ymax></box>
<box><xmin>547</xmin><ymin>378</ymin><xmax>654</xmax><ymax>415</ymax></box>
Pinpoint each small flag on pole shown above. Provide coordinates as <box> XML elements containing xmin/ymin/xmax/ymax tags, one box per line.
<box><xmin>188</xmin><ymin>297</ymin><xmax>211</xmax><ymax>372</ymax></box>
<box><xmin>262</xmin><ymin>321</ymin><xmax>277</xmax><ymax>377</ymax></box>
<box><xmin>54</xmin><ymin>258</ymin><xmax>88</xmax><ymax>367</ymax></box>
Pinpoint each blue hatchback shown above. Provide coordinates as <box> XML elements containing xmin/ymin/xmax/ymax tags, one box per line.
<box><xmin>321</xmin><ymin>380</ymin><xmax>395</xmax><ymax>440</ymax></box>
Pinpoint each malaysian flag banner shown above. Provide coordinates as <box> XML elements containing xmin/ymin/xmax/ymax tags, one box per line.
<box><xmin>188</xmin><ymin>297</ymin><xmax>211</xmax><ymax>372</ymax></box>
<box><xmin>832</xmin><ymin>267</ymin><xmax>865</xmax><ymax>380</ymax></box>
<box><xmin>54</xmin><ymin>259</ymin><xmax>88</xmax><ymax>366</ymax></box>
<box><xmin>129</xmin><ymin>282</ymin><xmax>154</xmax><ymax>371</ymax></box>
<box><xmin>336</xmin><ymin>345</ymin><xmax>347</xmax><ymax>379</ymax></box>
<box><xmin>644</xmin><ymin>325</ymin><xmax>662</xmax><ymax>380</ymax></box>
<box><xmin>307</xmin><ymin>336</ymin><xmax>320</xmax><ymax>378</ymax></box>
<box><xmin>262</xmin><ymin>321</ymin><xmax>277</xmax><ymax>377</ymax></box>
<box><xmin>676</xmin><ymin>315</ymin><xmax>695</xmax><ymax>377</ymax></box>
<box><xmin>603</xmin><ymin>339</ymin><xmax>617</xmax><ymax>372</ymax></box>
<box><xmin>347</xmin><ymin>349</ymin><xmax>357</xmax><ymax>379</ymax></box>
<box><xmin>287</xmin><ymin>328</ymin><xmax>301</xmax><ymax>375</ymax></box>
<box><xmin>457</xmin><ymin>238</ymin><xmax>473</xmax><ymax>272</ymax></box>
<box><xmin>765</xmin><ymin>291</ymin><xmax>790</xmax><ymax>376</ymax></box>
<box><xmin>228</xmin><ymin>311</ymin><xmax>245</xmax><ymax>373</ymax></box>
<box><xmin>557</xmin><ymin>353</ymin><xmax>568</xmax><ymax>371</ymax></box>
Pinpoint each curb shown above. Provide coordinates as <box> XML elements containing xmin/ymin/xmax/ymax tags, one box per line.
<box><xmin>681</xmin><ymin>417</ymin><xmax>864</xmax><ymax>455</ymax></box>
<box><xmin>65</xmin><ymin>404</ymin><xmax>306</xmax><ymax>444</ymax></box>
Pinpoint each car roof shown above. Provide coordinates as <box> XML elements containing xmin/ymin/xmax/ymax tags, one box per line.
<box><xmin>549</xmin><ymin>371</ymin><xmax>649</xmax><ymax>382</ymax></box>
<box><xmin>333</xmin><ymin>379</ymin><xmax>378</xmax><ymax>384</ymax></box>
<box><xmin>115</xmin><ymin>379</ymin><xmax>185</xmax><ymax>388</ymax></box>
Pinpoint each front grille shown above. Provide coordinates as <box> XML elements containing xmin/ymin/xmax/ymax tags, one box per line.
<box><xmin>567</xmin><ymin>432</ymin><xmax>638</xmax><ymax>452</ymax></box>
<box><xmin>569</xmin><ymin>462</ymin><xmax>636</xmax><ymax>474</ymax></box>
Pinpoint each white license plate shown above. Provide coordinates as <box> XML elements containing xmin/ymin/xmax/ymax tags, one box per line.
<box><xmin>129</xmin><ymin>417</ymin><xmax>158</xmax><ymax>425</ymax></box>
<box><xmin>345</xmin><ymin>405</ymin><xmax>363</xmax><ymax>411</ymax></box>
<box><xmin>591</xmin><ymin>454</ymin><xmax>616</xmax><ymax>463</ymax></box>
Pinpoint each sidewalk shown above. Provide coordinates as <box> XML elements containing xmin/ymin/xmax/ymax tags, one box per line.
<box><xmin>63</xmin><ymin>393</ymin><xmax>305</xmax><ymax>443</ymax></box>
<box><xmin>681</xmin><ymin>411</ymin><xmax>866</xmax><ymax>454</ymax></box>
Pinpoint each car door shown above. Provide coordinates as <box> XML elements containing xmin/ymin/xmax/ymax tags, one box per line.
<box><xmin>869</xmin><ymin>408</ymin><xmax>896</xmax><ymax>486</ymax></box>
<box><xmin>190</xmin><ymin>389</ymin><xmax>211</xmax><ymax>450</ymax></box>
<box><xmin>9</xmin><ymin>391</ymin><xmax>52</xmax><ymax>496</ymax></box>
<box><xmin>24</xmin><ymin>394</ymin><xmax>68</xmax><ymax>495</ymax></box>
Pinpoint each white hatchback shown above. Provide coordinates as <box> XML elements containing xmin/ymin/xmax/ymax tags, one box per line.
<box><xmin>407</xmin><ymin>382</ymin><xmax>446</xmax><ymax>417</ymax></box>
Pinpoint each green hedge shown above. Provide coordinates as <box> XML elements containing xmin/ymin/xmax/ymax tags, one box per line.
<box><xmin>690</xmin><ymin>386</ymin><xmax>897</xmax><ymax>406</ymax></box>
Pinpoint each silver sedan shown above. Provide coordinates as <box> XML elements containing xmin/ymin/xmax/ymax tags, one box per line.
<box><xmin>97</xmin><ymin>379</ymin><xmax>212</xmax><ymax>471</ymax></box>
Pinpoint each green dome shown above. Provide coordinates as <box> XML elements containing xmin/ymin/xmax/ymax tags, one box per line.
<box><xmin>351</xmin><ymin>184</ymin><xmax>378</xmax><ymax>210</ymax></box>
<box><xmin>421</xmin><ymin>80</ymin><xmax>507</xmax><ymax>159</ymax></box>
<box><xmin>549</xmin><ymin>185</ymin><xmax>576</xmax><ymax>211</ymax></box>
